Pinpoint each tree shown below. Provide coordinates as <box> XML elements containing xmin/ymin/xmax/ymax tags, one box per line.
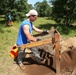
<box><xmin>0</xmin><ymin>0</ymin><xmax>8</xmax><ymax>14</ymax></box>
<box><xmin>34</xmin><ymin>0</ymin><xmax>52</xmax><ymax>17</ymax></box>
<box><xmin>50</xmin><ymin>0</ymin><xmax>76</xmax><ymax>25</ymax></box>
<box><xmin>0</xmin><ymin>0</ymin><xmax>33</xmax><ymax>21</ymax></box>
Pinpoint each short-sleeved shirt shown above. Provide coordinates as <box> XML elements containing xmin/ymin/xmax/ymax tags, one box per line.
<box><xmin>16</xmin><ymin>20</ymin><xmax>33</xmax><ymax>46</ymax></box>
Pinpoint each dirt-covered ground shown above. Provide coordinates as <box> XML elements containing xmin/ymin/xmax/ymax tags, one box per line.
<box><xmin>60</xmin><ymin>37</ymin><xmax>76</xmax><ymax>75</ymax></box>
<box><xmin>1</xmin><ymin>36</ymin><xmax>75</xmax><ymax>75</ymax></box>
<box><xmin>15</xmin><ymin>37</ymin><xmax>76</xmax><ymax>75</ymax></box>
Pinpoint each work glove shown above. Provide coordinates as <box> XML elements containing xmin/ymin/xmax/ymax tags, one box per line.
<box><xmin>27</xmin><ymin>38</ymin><xmax>41</xmax><ymax>43</ymax></box>
<box><xmin>43</xmin><ymin>30</ymin><xmax>49</xmax><ymax>34</ymax></box>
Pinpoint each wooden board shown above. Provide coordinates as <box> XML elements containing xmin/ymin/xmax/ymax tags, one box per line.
<box><xmin>18</xmin><ymin>38</ymin><xmax>52</xmax><ymax>49</ymax></box>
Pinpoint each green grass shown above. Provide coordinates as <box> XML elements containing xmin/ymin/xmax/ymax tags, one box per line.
<box><xmin>0</xmin><ymin>17</ymin><xmax>76</xmax><ymax>75</ymax></box>
<box><xmin>33</xmin><ymin>17</ymin><xmax>76</xmax><ymax>38</ymax></box>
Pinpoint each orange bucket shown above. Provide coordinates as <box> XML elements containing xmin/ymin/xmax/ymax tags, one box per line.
<box><xmin>10</xmin><ymin>46</ymin><xmax>18</xmax><ymax>58</ymax></box>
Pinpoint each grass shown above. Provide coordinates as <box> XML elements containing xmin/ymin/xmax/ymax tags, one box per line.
<box><xmin>33</xmin><ymin>17</ymin><xmax>76</xmax><ymax>38</ymax></box>
<box><xmin>0</xmin><ymin>18</ymin><xmax>18</xmax><ymax>75</ymax></box>
<box><xmin>0</xmin><ymin>17</ymin><xmax>76</xmax><ymax>75</ymax></box>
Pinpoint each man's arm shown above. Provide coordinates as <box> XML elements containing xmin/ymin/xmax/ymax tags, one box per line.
<box><xmin>33</xmin><ymin>25</ymin><xmax>43</xmax><ymax>33</ymax></box>
<box><xmin>33</xmin><ymin>25</ymin><xmax>49</xmax><ymax>34</ymax></box>
<box><xmin>23</xmin><ymin>25</ymin><xmax>36</xmax><ymax>42</ymax></box>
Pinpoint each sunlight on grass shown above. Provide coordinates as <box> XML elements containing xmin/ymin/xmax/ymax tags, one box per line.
<box><xmin>34</xmin><ymin>17</ymin><xmax>56</xmax><ymax>27</ymax></box>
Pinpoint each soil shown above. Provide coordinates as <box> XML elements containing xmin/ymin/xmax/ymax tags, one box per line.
<box><xmin>7</xmin><ymin>28</ymin><xmax>76</xmax><ymax>75</ymax></box>
<box><xmin>15</xmin><ymin>37</ymin><xmax>76</xmax><ymax>75</ymax></box>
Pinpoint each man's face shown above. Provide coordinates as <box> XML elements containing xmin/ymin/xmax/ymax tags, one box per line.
<box><xmin>30</xmin><ymin>15</ymin><xmax>37</xmax><ymax>22</ymax></box>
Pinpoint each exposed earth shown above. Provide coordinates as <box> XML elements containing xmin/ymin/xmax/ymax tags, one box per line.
<box><xmin>0</xmin><ymin>26</ymin><xmax>76</xmax><ymax>75</ymax></box>
<box><xmin>13</xmin><ymin>37</ymin><xmax>76</xmax><ymax>75</ymax></box>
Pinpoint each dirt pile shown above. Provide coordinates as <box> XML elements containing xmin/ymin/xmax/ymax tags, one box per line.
<box><xmin>17</xmin><ymin>36</ymin><xmax>76</xmax><ymax>75</ymax></box>
<box><xmin>60</xmin><ymin>37</ymin><xmax>76</xmax><ymax>75</ymax></box>
<box><xmin>60</xmin><ymin>37</ymin><xmax>76</xmax><ymax>53</ymax></box>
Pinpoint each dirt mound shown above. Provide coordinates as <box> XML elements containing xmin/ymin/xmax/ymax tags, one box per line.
<box><xmin>23</xmin><ymin>37</ymin><xmax>76</xmax><ymax>75</ymax></box>
<box><xmin>60</xmin><ymin>37</ymin><xmax>76</xmax><ymax>75</ymax></box>
<box><xmin>12</xmin><ymin>37</ymin><xmax>76</xmax><ymax>75</ymax></box>
<box><xmin>60</xmin><ymin>49</ymin><xmax>76</xmax><ymax>75</ymax></box>
<box><xmin>60</xmin><ymin>37</ymin><xmax>76</xmax><ymax>53</ymax></box>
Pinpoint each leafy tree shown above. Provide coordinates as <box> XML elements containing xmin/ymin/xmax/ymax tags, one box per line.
<box><xmin>34</xmin><ymin>0</ymin><xmax>52</xmax><ymax>17</ymax></box>
<box><xmin>50</xmin><ymin>0</ymin><xmax>76</xmax><ymax>25</ymax></box>
<box><xmin>45</xmin><ymin>4</ymin><xmax>52</xmax><ymax>17</ymax></box>
<box><xmin>0</xmin><ymin>0</ymin><xmax>9</xmax><ymax>14</ymax></box>
<box><xmin>0</xmin><ymin>0</ymin><xmax>33</xmax><ymax>21</ymax></box>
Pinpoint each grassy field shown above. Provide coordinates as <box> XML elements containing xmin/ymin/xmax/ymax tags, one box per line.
<box><xmin>0</xmin><ymin>17</ymin><xmax>76</xmax><ymax>75</ymax></box>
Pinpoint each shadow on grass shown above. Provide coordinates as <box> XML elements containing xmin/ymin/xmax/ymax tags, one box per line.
<box><xmin>0</xmin><ymin>19</ymin><xmax>5</xmax><ymax>25</ymax></box>
<box><xmin>37</xmin><ymin>23</ymin><xmax>76</xmax><ymax>35</ymax></box>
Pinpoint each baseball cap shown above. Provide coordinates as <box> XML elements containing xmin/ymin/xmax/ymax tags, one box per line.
<box><xmin>26</xmin><ymin>9</ymin><xmax>38</xmax><ymax>17</ymax></box>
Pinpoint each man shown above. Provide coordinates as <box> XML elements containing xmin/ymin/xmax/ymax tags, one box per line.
<box><xmin>6</xmin><ymin>12</ymin><xmax>11</xmax><ymax>26</ymax></box>
<box><xmin>16</xmin><ymin>9</ymin><xmax>49</xmax><ymax>69</ymax></box>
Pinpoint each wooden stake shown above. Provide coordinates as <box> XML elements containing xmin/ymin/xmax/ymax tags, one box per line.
<box><xmin>55</xmin><ymin>33</ymin><xmax>60</xmax><ymax>75</ymax></box>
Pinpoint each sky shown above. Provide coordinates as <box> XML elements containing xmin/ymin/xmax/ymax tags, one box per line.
<box><xmin>28</xmin><ymin>0</ymin><xmax>48</xmax><ymax>6</ymax></box>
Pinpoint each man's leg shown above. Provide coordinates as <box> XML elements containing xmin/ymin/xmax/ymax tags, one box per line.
<box><xmin>30</xmin><ymin>47</ymin><xmax>46</xmax><ymax>63</ymax></box>
<box><xmin>18</xmin><ymin>47</ymin><xmax>25</xmax><ymax>69</ymax></box>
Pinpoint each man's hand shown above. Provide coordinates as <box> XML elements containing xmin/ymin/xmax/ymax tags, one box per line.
<box><xmin>36</xmin><ymin>38</ymin><xmax>42</xmax><ymax>41</ymax></box>
<box><xmin>28</xmin><ymin>38</ymin><xmax>42</xmax><ymax>43</ymax></box>
<box><xmin>43</xmin><ymin>30</ymin><xmax>49</xmax><ymax>34</ymax></box>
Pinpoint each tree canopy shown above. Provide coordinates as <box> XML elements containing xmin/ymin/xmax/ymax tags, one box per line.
<box><xmin>0</xmin><ymin>0</ymin><xmax>76</xmax><ymax>24</ymax></box>
<box><xmin>34</xmin><ymin>0</ymin><xmax>52</xmax><ymax>17</ymax></box>
<box><xmin>0</xmin><ymin>0</ymin><xmax>33</xmax><ymax>21</ymax></box>
<box><xmin>50</xmin><ymin>0</ymin><xmax>76</xmax><ymax>25</ymax></box>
